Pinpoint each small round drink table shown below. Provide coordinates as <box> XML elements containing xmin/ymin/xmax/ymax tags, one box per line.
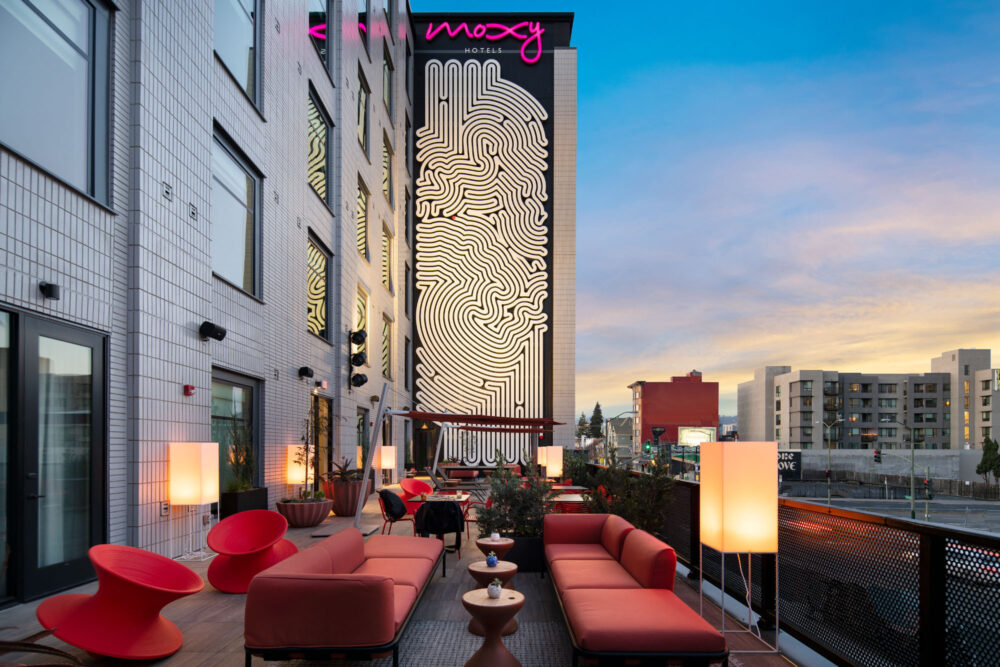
<box><xmin>467</xmin><ymin>561</ymin><xmax>518</xmax><ymax>635</ymax></box>
<box><xmin>476</xmin><ymin>536</ymin><xmax>514</xmax><ymax>560</ymax></box>
<box><xmin>461</xmin><ymin>589</ymin><xmax>525</xmax><ymax>667</ymax></box>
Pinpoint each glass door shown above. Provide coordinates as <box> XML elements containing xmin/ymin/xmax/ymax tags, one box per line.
<box><xmin>0</xmin><ymin>312</ymin><xmax>10</xmax><ymax>602</ymax></box>
<box><xmin>19</xmin><ymin>315</ymin><xmax>105</xmax><ymax>600</ymax></box>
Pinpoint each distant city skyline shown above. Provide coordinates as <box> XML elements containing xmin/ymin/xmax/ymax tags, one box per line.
<box><xmin>421</xmin><ymin>0</ymin><xmax>1000</xmax><ymax>418</ymax></box>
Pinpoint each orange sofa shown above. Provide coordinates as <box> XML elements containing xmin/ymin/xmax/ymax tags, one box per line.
<box><xmin>545</xmin><ymin>514</ymin><xmax>729</xmax><ymax>666</ymax></box>
<box><xmin>244</xmin><ymin>528</ymin><xmax>442</xmax><ymax>667</ymax></box>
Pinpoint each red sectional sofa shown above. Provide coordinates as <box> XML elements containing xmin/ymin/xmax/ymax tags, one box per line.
<box><xmin>243</xmin><ymin>528</ymin><xmax>442</xmax><ymax>667</ymax></box>
<box><xmin>545</xmin><ymin>514</ymin><xmax>729</xmax><ymax>666</ymax></box>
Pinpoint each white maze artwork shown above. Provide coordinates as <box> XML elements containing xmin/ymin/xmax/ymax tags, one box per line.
<box><xmin>415</xmin><ymin>59</ymin><xmax>550</xmax><ymax>466</ymax></box>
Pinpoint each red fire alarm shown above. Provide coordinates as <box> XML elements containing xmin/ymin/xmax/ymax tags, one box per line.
<box><xmin>183</xmin><ymin>384</ymin><xmax>195</xmax><ymax>396</ymax></box>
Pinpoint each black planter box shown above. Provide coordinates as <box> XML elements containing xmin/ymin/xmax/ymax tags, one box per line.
<box><xmin>506</xmin><ymin>536</ymin><xmax>545</xmax><ymax>573</ymax></box>
<box><xmin>220</xmin><ymin>487</ymin><xmax>268</xmax><ymax>519</ymax></box>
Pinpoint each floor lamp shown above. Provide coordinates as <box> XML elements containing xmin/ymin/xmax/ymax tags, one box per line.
<box><xmin>699</xmin><ymin>441</ymin><xmax>779</xmax><ymax>654</ymax></box>
<box><xmin>169</xmin><ymin>441</ymin><xmax>219</xmax><ymax>561</ymax></box>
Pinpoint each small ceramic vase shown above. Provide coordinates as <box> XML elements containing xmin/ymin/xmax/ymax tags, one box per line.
<box><xmin>486</xmin><ymin>552</ymin><xmax>498</xmax><ymax>567</ymax></box>
<box><xmin>487</xmin><ymin>581</ymin><xmax>502</xmax><ymax>599</ymax></box>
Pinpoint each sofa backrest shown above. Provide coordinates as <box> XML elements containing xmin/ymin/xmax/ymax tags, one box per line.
<box><xmin>265</xmin><ymin>527</ymin><xmax>366</xmax><ymax>576</ymax></box>
<box><xmin>544</xmin><ymin>513</ymin><xmax>607</xmax><ymax>545</ymax></box>
<box><xmin>600</xmin><ymin>514</ymin><xmax>635</xmax><ymax>561</ymax></box>
<box><xmin>619</xmin><ymin>530</ymin><xmax>677</xmax><ymax>590</ymax></box>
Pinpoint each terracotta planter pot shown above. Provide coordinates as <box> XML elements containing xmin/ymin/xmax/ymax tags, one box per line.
<box><xmin>275</xmin><ymin>500</ymin><xmax>333</xmax><ymax>527</ymax></box>
<box><xmin>327</xmin><ymin>479</ymin><xmax>372</xmax><ymax>517</ymax></box>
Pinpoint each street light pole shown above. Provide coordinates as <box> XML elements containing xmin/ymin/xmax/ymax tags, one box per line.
<box><xmin>881</xmin><ymin>418</ymin><xmax>915</xmax><ymax>520</ymax></box>
<box><xmin>822</xmin><ymin>418</ymin><xmax>843</xmax><ymax>505</ymax></box>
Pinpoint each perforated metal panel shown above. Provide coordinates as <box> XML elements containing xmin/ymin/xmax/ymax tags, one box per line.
<box><xmin>664</xmin><ymin>482</ymin><xmax>693</xmax><ymax>564</ymax></box>
<box><xmin>945</xmin><ymin>538</ymin><xmax>1000</xmax><ymax>665</ymax></box>
<box><xmin>777</xmin><ymin>506</ymin><xmax>920</xmax><ymax>666</ymax></box>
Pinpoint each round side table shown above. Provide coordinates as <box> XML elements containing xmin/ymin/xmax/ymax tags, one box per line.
<box><xmin>476</xmin><ymin>536</ymin><xmax>514</xmax><ymax>560</ymax></box>
<box><xmin>467</xmin><ymin>561</ymin><xmax>518</xmax><ymax>635</ymax></box>
<box><xmin>461</xmin><ymin>589</ymin><xmax>525</xmax><ymax>667</ymax></box>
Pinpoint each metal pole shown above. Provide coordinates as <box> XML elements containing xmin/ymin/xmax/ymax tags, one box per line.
<box><xmin>827</xmin><ymin>425</ymin><xmax>832</xmax><ymax>505</ymax></box>
<box><xmin>355</xmin><ymin>383</ymin><xmax>390</xmax><ymax>529</ymax></box>
<box><xmin>910</xmin><ymin>427</ymin><xmax>915</xmax><ymax>520</ymax></box>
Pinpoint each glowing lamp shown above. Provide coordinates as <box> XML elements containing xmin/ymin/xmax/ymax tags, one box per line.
<box><xmin>169</xmin><ymin>442</ymin><xmax>219</xmax><ymax>505</ymax></box>
<box><xmin>538</xmin><ymin>445</ymin><xmax>563</xmax><ymax>478</ymax></box>
<box><xmin>286</xmin><ymin>445</ymin><xmax>308</xmax><ymax>485</ymax></box>
<box><xmin>700</xmin><ymin>441</ymin><xmax>778</xmax><ymax>553</ymax></box>
<box><xmin>378</xmin><ymin>445</ymin><xmax>396</xmax><ymax>470</ymax></box>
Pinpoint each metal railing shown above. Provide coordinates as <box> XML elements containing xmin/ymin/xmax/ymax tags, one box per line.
<box><xmin>661</xmin><ymin>479</ymin><xmax>1000</xmax><ymax>666</ymax></box>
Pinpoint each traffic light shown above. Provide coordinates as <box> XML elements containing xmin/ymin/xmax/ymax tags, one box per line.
<box><xmin>924</xmin><ymin>478</ymin><xmax>933</xmax><ymax>500</ymax></box>
<box><xmin>873</xmin><ymin>449</ymin><xmax>882</xmax><ymax>464</ymax></box>
<box><xmin>825</xmin><ymin>469</ymin><xmax>831</xmax><ymax>481</ymax></box>
<box><xmin>348</xmin><ymin>330</ymin><xmax>367</xmax><ymax>389</ymax></box>
<box><xmin>643</xmin><ymin>441</ymin><xmax>651</xmax><ymax>454</ymax></box>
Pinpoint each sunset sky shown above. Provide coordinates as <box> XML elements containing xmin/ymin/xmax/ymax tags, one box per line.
<box><xmin>424</xmin><ymin>0</ymin><xmax>1000</xmax><ymax>417</ymax></box>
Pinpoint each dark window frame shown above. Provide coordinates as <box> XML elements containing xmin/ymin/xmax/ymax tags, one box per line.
<box><xmin>212</xmin><ymin>0</ymin><xmax>263</xmax><ymax>110</ymax></box>
<box><xmin>306</xmin><ymin>85</ymin><xmax>334</xmax><ymax>207</ymax></box>
<box><xmin>306</xmin><ymin>231</ymin><xmax>333</xmax><ymax>342</ymax></box>
<box><xmin>211</xmin><ymin>367</ymin><xmax>264</xmax><ymax>490</ymax></box>
<box><xmin>211</xmin><ymin>125</ymin><xmax>264</xmax><ymax>298</ymax></box>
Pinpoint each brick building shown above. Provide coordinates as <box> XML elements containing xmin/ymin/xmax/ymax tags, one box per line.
<box><xmin>628</xmin><ymin>373</ymin><xmax>720</xmax><ymax>452</ymax></box>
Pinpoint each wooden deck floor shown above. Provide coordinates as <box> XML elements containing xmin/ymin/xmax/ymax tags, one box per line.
<box><xmin>0</xmin><ymin>492</ymin><xmax>795</xmax><ymax>666</ymax></box>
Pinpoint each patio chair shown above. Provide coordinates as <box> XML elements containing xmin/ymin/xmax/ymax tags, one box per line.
<box><xmin>400</xmin><ymin>477</ymin><xmax>433</xmax><ymax>515</ymax></box>
<box><xmin>378</xmin><ymin>489</ymin><xmax>416</xmax><ymax>535</ymax></box>
<box><xmin>36</xmin><ymin>544</ymin><xmax>203</xmax><ymax>660</ymax></box>
<box><xmin>206</xmin><ymin>510</ymin><xmax>298</xmax><ymax>593</ymax></box>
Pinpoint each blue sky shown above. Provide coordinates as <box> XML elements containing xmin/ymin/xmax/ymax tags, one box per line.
<box><xmin>418</xmin><ymin>1</ymin><xmax>1000</xmax><ymax>417</ymax></box>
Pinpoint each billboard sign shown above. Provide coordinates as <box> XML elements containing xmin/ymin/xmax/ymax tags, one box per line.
<box><xmin>677</xmin><ymin>427</ymin><xmax>716</xmax><ymax>447</ymax></box>
<box><xmin>778</xmin><ymin>449</ymin><xmax>802</xmax><ymax>480</ymax></box>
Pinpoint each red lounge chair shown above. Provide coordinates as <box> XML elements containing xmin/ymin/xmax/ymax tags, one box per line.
<box><xmin>36</xmin><ymin>544</ymin><xmax>203</xmax><ymax>660</ymax></box>
<box><xmin>379</xmin><ymin>491</ymin><xmax>416</xmax><ymax>535</ymax></box>
<box><xmin>400</xmin><ymin>478</ymin><xmax>433</xmax><ymax>515</ymax></box>
<box><xmin>206</xmin><ymin>510</ymin><xmax>298</xmax><ymax>593</ymax></box>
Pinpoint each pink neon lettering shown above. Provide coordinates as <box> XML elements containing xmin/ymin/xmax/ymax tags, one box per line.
<box><xmin>309</xmin><ymin>24</ymin><xmax>326</xmax><ymax>39</ymax></box>
<box><xmin>424</xmin><ymin>21</ymin><xmax>545</xmax><ymax>64</ymax></box>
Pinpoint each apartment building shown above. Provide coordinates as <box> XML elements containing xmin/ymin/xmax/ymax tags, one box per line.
<box><xmin>629</xmin><ymin>372</ymin><xmax>719</xmax><ymax>449</ymax></box>
<box><xmin>738</xmin><ymin>349</ymin><xmax>991</xmax><ymax>451</ymax></box>
<box><xmin>0</xmin><ymin>0</ymin><xmax>575</xmax><ymax>602</ymax></box>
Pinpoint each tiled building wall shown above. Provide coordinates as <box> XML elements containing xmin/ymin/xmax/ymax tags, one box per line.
<box><xmin>553</xmin><ymin>48</ymin><xmax>577</xmax><ymax>448</ymax></box>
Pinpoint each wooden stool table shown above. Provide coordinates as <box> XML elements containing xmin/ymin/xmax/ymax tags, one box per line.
<box><xmin>467</xmin><ymin>561</ymin><xmax>518</xmax><ymax>635</ymax></box>
<box><xmin>476</xmin><ymin>536</ymin><xmax>514</xmax><ymax>560</ymax></box>
<box><xmin>461</xmin><ymin>589</ymin><xmax>525</xmax><ymax>667</ymax></box>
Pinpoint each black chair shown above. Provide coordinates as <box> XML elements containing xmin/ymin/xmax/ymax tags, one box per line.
<box><xmin>414</xmin><ymin>501</ymin><xmax>465</xmax><ymax>576</ymax></box>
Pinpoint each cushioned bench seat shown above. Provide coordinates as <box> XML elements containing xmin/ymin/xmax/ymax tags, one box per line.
<box><xmin>551</xmin><ymin>559</ymin><xmax>641</xmax><ymax>591</ymax></box>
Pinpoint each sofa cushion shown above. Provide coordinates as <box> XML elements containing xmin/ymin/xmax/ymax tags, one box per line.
<box><xmin>600</xmin><ymin>514</ymin><xmax>635</xmax><ymax>561</ymax></box>
<box><xmin>544</xmin><ymin>513</ymin><xmax>607</xmax><ymax>545</ymax></box>
<box><xmin>619</xmin><ymin>530</ymin><xmax>676</xmax><ymax>590</ymax></box>
<box><xmin>312</xmin><ymin>527</ymin><xmax>366</xmax><ymax>574</ymax></box>
<box><xmin>365</xmin><ymin>534</ymin><xmax>443</xmax><ymax>562</ymax></box>
<box><xmin>392</xmin><ymin>585</ymin><xmax>418</xmax><ymax>632</ymax></box>
<box><xmin>550</xmin><ymin>559</ymin><xmax>640</xmax><ymax>592</ymax></box>
<box><xmin>354</xmin><ymin>557</ymin><xmax>435</xmax><ymax>590</ymax></box>
<box><xmin>562</xmin><ymin>588</ymin><xmax>727</xmax><ymax>654</ymax></box>
<box><xmin>545</xmin><ymin>543</ymin><xmax>614</xmax><ymax>563</ymax></box>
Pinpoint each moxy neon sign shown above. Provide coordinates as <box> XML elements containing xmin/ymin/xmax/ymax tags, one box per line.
<box><xmin>425</xmin><ymin>21</ymin><xmax>545</xmax><ymax>65</ymax></box>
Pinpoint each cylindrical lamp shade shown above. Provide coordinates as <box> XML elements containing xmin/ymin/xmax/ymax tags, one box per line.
<box><xmin>540</xmin><ymin>446</ymin><xmax>563</xmax><ymax>478</ymax></box>
<box><xmin>700</xmin><ymin>441</ymin><xmax>778</xmax><ymax>553</ymax></box>
<box><xmin>378</xmin><ymin>445</ymin><xmax>396</xmax><ymax>470</ymax></box>
<box><xmin>286</xmin><ymin>445</ymin><xmax>308</xmax><ymax>485</ymax></box>
<box><xmin>169</xmin><ymin>442</ymin><xmax>219</xmax><ymax>505</ymax></box>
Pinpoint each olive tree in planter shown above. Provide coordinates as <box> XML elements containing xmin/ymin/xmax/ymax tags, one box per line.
<box><xmin>476</xmin><ymin>459</ymin><xmax>552</xmax><ymax>573</ymax></box>
<box><xmin>219</xmin><ymin>421</ymin><xmax>268</xmax><ymax>518</ymax></box>
<box><xmin>275</xmin><ymin>400</ymin><xmax>333</xmax><ymax>527</ymax></box>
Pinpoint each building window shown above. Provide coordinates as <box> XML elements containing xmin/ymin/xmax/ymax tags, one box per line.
<box><xmin>358</xmin><ymin>69</ymin><xmax>370</xmax><ymax>153</ymax></box>
<box><xmin>801</xmin><ymin>381</ymin><xmax>813</xmax><ymax>393</ymax></box>
<box><xmin>965</xmin><ymin>364</ymin><xmax>970</xmax><ymax>376</ymax></box>
<box><xmin>775</xmin><ymin>414</ymin><xmax>781</xmax><ymax>425</ymax></box>
<box><xmin>382</xmin><ymin>0</ymin><xmax>392</xmax><ymax>31</ymax></box>
<box><xmin>984</xmin><ymin>396</ymin><xmax>992</xmax><ymax>407</ymax></box>
<box><xmin>358</xmin><ymin>0</ymin><xmax>368</xmax><ymax>48</ymax></box>
<box><xmin>879</xmin><ymin>383</ymin><xmax>897</xmax><ymax>393</ymax></box>
<box><xmin>357</xmin><ymin>180</ymin><xmax>369</xmax><ymax>259</ymax></box>
<box><xmin>775</xmin><ymin>428</ymin><xmax>780</xmax><ymax>439</ymax></box>
<box><xmin>405</xmin><ymin>115</ymin><xmax>412</xmax><ymax>172</ymax></box>
<box><xmin>382</xmin><ymin>136</ymin><xmax>393</xmax><ymax>205</ymax></box>
<box><xmin>861</xmin><ymin>384</ymin><xmax>872</xmax><ymax>392</ymax></box>
<box><xmin>211</xmin><ymin>372</ymin><xmax>259</xmax><ymax>493</ymax></box>
<box><xmin>985</xmin><ymin>427</ymin><xmax>992</xmax><ymax>439</ymax></box>
<box><xmin>775</xmin><ymin>400</ymin><xmax>780</xmax><ymax>411</ymax></box>
<box><xmin>879</xmin><ymin>413</ymin><xmax>896</xmax><ymax>423</ymax></box>
<box><xmin>849</xmin><ymin>383</ymin><xmax>861</xmax><ymax>392</ymax></box>
<box><xmin>404</xmin><ymin>263</ymin><xmax>412</xmax><ymax>316</ymax></box>
<box><xmin>404</xmin><ymin>190</ymin><xmax>412</xmax><ymax>246</ymax></box>
<box><xmin>381</xmin><ymin>316</ymin><xmax>392</xmax><ymax>378</ymax></box>
<box><xmin>984</xmin><ymin>380</ymin><xmax>992</xmax><ymax>391</ymax></box>
<box><xmin>984</xmin><ymin>412</ymin><xmax>992</xmax><ymax>422</ymax></box>
<box><xmin>802</xmin><ymin>396</ymin><xmax>813</xmax><ymax>408</ymax></box>
<box><xmin>879</xmin><ymin>428</ymin><xmax>897</xmax><ymax>438</ymax></box>
<box><xmin>309</xmin><ymin>0</ymin><xmax>330</xmax><ymax>65</ymax></box>
<box><xmin>964</xmin><ymin>395</ymin><xmax>970</xmax><ymax>409</ymax></box>
<box><xmin>307</xmin><ymin>92</ymin><xmax>332</xmax><ymax>203</ymax></box>
<box><xmin>848</xmin><ymin>413</ymin><xmax>861</xmax><ymax>423</ymax></box>
<box><xmin>306</xmin><ymin>236</ymin><xmax>330</xmax><ymax>339</ymax></box>
<box><xmin>404</xmin><ymin>336</ymin><xmax>412</xmax><ymax>389</ymax></box>
<box><xmin>775</xmin><ymin>386</ymin><xmax>781</xmax><ymax>396</ymax></box>
<box><xmin>405</xmin><ymin>40</ymin><xmax>412</xmax><ymax>99</ymax></box>
<box><xmin>848</xmin><ymin>427</ymin><xmax>861</xmax><ymax>437</ymax></box>
<box><xmin>964</xmin><ymin>411</ymin><xmax>970</xmax><ymax>425</ymax></box>
<box><xmin>964</xmin><ymin>380</ymin><xmax>971</xmax><ymax>394</ymax></box>
<box><xmin>878</xmin><ymin>398</ymin><xmax>897</xmax><ymax>408</ymax></box>
<box><xmin>355</xmin><ymin>289</ymin><xmax>368</xmax><ymax>359</ymax></box>
<box><xmin>382</xmin><ymin>43</ymin><xmax>394</xmax><ymax>119</ymax></box>
<box><xmin>381</xmin><ymin>226</ymin><xmax>393</xmax><ymax>291</ymax></box>
<box><xmin>214</xmin><ymin>0</ymin><xmax>259</xmax><ymax>100</ymax></box>
<box><xmin>211</xmin><ymin>135</ymin><xmax>260</xmax><ymax>295</ymax></box>
<box><xmin>1</xmin><ymin>0</ymin><xmax>110</xmax><ymax>198</ymax></box>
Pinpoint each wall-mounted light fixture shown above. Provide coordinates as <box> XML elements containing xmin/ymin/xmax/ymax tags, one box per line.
<box><xmin>39</xmin><ymin>281</ymin><xmax>60</xmax><ymax>300</ymax></box>
<box><xmin>298</xmin><ymin>366</ymin><xmax>314</xmax><ymax>378</ymax></box>
<box><xmin>199</xmin><ymin>321</ymin><xmax>227</xmax><ymax>341</ymax></box>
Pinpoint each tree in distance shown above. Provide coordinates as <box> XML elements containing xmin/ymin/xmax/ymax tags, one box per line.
<box><xmin>588</xmin><ymin>402</ymin><xmax>604</xmax><ymax>439</ymax></box>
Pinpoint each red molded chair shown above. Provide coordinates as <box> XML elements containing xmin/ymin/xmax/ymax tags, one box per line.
<box><xmin>400</xmin><ymin>478</ymin><xmax>433</xmax><ymax>515</ymax></box>
<box><xmin>206</xmin><ymin>510</ymin><xmax>298</xmax><ymax>593</ymax></box>
<box><xmin>36</xmin><ymin>544</ymin><xmax>203</xmax><ymax>660</ymax></box>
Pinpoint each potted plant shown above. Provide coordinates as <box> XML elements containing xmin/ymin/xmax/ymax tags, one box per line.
<box><xmin>324</xmin><ymin>458</ymin><xmax>372</xmax><ymax>517</ymax></box>
<box><xmin>476</xmin><ymin>457</ymin><xmax>552</xmax><ymax>573</ymax></box>
<box><xmin>585</xmin><ymin>448</ymin><xmax>674</xmax><ymax>536</ymax></box>
<box><xmin>219</xmin><ymin>421</ymin><xmax>268</xmax><ymax>518</ymax></box>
